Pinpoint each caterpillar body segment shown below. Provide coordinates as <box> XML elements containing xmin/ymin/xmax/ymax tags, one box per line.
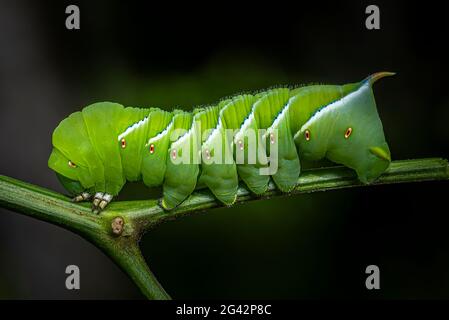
<box><xmin>161</xmin><ymin>111</ymin><xmax>199</xmax><ymax>210</ymax></box>
<box><xmin>48</xmin><ymin>73</ymin><xmax>393</xmax><ymax>212</ymax></box>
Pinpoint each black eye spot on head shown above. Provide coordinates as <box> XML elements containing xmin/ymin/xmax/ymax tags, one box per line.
<box><xmin>68</xmin><ymin>160</ymin><xmax>77</xmax><ymax>168</ymax></box>
<box><xmin>305</xmin><ymin>129</ymin><xmax>311</xmax><ymax>141</ymax></box>
<box><xmin>344</xmin><ymin>127</ymin><xmax>353</xmax><ymax>139</ymax></box>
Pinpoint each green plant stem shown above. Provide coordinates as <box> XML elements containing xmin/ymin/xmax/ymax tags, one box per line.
<box><xmin>124</xmin><ymin>158</ymin><xmax>449</xmax><ymax>231</ymax></box>
<box><xmin>0</xmin><ymin>158</ymin><xmax>448</xmax><ymax>299</ymax></box>
<box><xmin>101</xmin><ymin>239</ymin><xmax>171</xmax><ymax>300</ymax></box>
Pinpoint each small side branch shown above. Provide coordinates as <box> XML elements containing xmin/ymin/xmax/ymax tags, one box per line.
<box><xmin>102</xmin><ymin>240</ymin><xmax>171</xmax><ymax>300</ymax></box>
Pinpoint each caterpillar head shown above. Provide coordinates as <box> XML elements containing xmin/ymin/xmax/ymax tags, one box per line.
<box><xmin>48</xmin><ymin>112</ymin><xmax>97</xmax><ymax>194</ymax></box>
<box><xmin>48</xmin><ymin>148</ymin><xmax>91</xmax><ymax>194</ymax></box>
<box><xmin>296</xmin><ymin>73</ymin><xmax>393</xmax><ymax>183</ymax></box>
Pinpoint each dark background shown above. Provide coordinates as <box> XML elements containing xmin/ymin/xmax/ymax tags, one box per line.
<box><xmin>0</xmin><ymin>0</ymin><xmax>448</xmax><ymax>299</ymax></box>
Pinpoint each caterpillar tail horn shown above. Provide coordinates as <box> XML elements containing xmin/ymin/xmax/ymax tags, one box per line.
<box><xmin>364</xmin><ymin>71</ymin><xmax>396</xmax><ymax>85</ymax></box>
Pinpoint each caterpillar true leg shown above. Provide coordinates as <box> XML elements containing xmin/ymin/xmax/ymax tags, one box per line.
<box><xmin>72</xmin><ymin>192</ymin><xmax>92</xmax><ymax>203</ymax></box>
<box><xmin>92</xmin><ymin>192</ymin><xmax>113</xmax><ymax>214</ymax></box>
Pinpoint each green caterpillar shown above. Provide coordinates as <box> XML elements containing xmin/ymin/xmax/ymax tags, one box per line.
<box><xmin>48</xmin><ymin>72</ymin><xmax>393</xmax><ymax>213</ymax></box>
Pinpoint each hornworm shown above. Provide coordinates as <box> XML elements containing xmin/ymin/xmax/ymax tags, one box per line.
<box><xmin>48</xmin><ymin>72</ymin><xmax>393</xmax><ymax>213</ymax></box>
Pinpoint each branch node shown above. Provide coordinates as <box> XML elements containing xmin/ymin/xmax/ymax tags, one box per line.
<box><xmin>111</xmin><ymin>216</ymin><xmax>124</xmax><ymax>235</ymax></box>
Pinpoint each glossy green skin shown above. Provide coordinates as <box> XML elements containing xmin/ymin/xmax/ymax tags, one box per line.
<box><xmin>48</xmin><ymin>73</ymin><xmax>392</xmax><ymax>210</ymax></box>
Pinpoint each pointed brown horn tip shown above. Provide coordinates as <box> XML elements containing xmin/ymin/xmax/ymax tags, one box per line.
<box><xmin>367</xmin><ymin>71</ymin><xmax>396</xmax><ymax>85</ymax></box>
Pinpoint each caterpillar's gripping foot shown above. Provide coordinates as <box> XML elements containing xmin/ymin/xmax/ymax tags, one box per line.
<box><xmin>92</xmin><ymin>192</ymin><xmax>113</xmax><ymax>214</ymax></box>
<box><xmin>72</xmin><ymin>192</ymin><xmax>91</xmax><ymax>203</ymax></box>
